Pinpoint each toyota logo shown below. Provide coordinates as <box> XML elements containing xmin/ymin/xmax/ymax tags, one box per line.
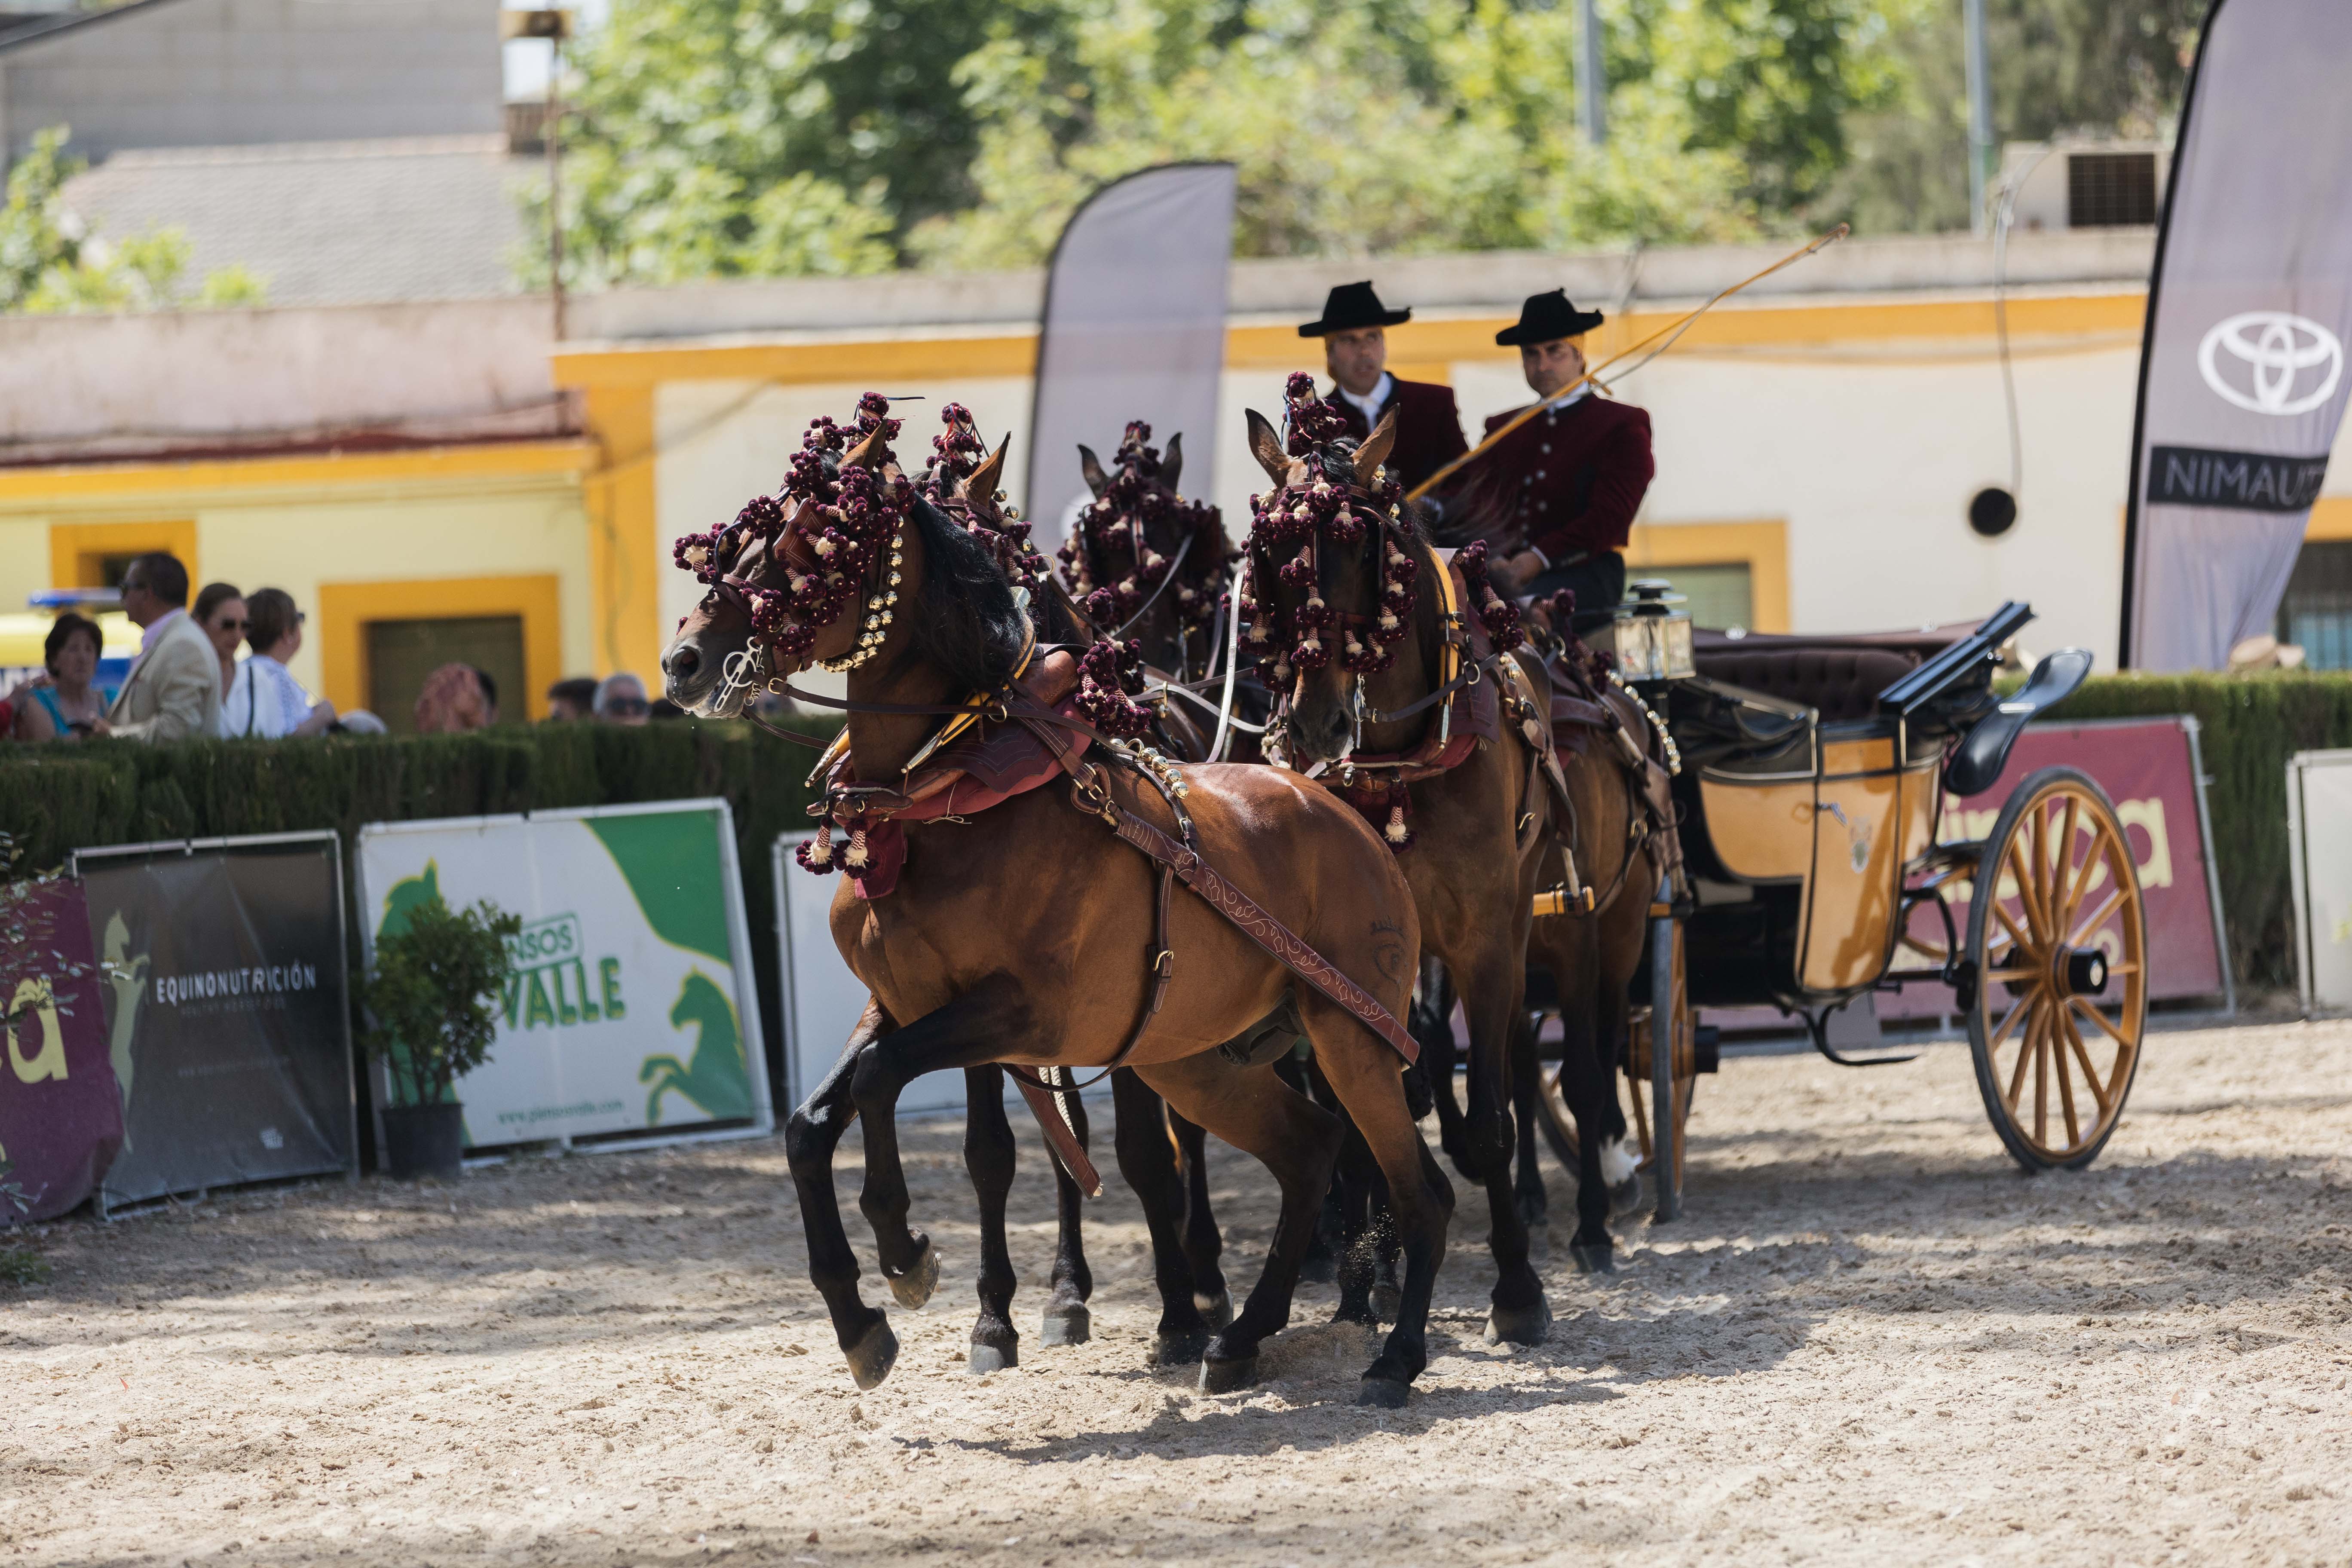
<box><xmin>2198</xmin><ymin>310</ymin><xmax>2344</xmax><ymax>416</ymax></box>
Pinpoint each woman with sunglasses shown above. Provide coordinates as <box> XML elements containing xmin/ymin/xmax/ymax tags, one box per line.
<box><xmin>12</xmin><ymin>612</ymin><xmax>113</xmax><ymax>741</ymax></box>
<box><xmin>194</xmin><ymin>582</ymin><xmax>248</xmax><ymax>701</ymax></box>
<box><xmin>223</xmin><ymin>588</ymin><xmax>337</xmax><ymax>738</ymax></box>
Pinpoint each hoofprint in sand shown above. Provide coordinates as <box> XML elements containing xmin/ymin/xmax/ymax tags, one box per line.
<box><xmin>5</xmin><ymin>1019</ymin><xmax>2349</xmax><ymax>1565</ymax></box>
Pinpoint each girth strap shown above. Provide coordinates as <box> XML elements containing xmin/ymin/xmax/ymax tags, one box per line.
<box><xmin>1011</xmin><ymin>1073</ymin><xmax>1105</xmax><ymax>1199</ymax></box>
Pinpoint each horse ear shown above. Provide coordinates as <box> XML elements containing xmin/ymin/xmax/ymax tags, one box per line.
<box><xmin>1161</xmin><ymin>431</ymin><xmax>1184</xmax><ymax>493</ymax></box>
<box><xmin>843</xmin><ymin>426</ymin><xmax>884</xmax><ymax>471</ymax></box>
<box><xmin>1354</xmin><ymin>409</ymin><xmax>1397</xmax><ymax>490</ymax></box>
<box><xmin>1078</xmin><ymin>444</ymin><xmax>1111</xmax><ymax>499</ymax></box>
<box><xmin>1246</xmin><ymin>409</ymin><xmax>1289</xmax><ymax>484</ymax></box>
<box><xmin>965</xmin><ymin>433</ymin><xmax>1011</xmax><ymax>505</ymax></box>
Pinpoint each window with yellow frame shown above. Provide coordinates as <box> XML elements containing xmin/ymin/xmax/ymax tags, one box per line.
<box><xmin>49</xmin><ymin>520</ymin><xmax>199</xmax><ymax>591</ymax></box>
<box><xmin>317</xmin><ymin>575</ymin><xmax>563</xmax><ymax>727</ymax></box>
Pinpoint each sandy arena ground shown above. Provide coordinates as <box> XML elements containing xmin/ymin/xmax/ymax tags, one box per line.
<box><xmin>5</xmin><ymin>1018</ymin><xmax>2351</xmax><ymax>1566</ymax></box>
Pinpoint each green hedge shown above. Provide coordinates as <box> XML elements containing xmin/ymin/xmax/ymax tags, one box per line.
<box><xmin>2049</xmin><ymin>672</ymin><xmax>2352</xmax><ymax>991</ymax></box>
<box><xmin>0</xmin><ymin>719</ymin><xmax>835</xmax><ymax>1095</ymax></box>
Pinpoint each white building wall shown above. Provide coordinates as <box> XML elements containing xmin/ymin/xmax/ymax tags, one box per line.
<box><xmin>0</xmin><ymin>0</ymin><xmax>502</xmax><ymax>164</ymax></box>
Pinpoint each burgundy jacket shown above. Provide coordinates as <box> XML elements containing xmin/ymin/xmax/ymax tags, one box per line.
<box><xmin>1329</xmin><ymin>377</ymin><xmax>1468</xmax><ymax>494</ymax></box>
<box><xmin>1477</xmin><ymin>393</ymin><xmax>1654</xmax><ymax>563</ymax></box>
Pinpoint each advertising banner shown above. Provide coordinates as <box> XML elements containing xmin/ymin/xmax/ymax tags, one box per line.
<box><xmin>359</xmin><ymin>801</ymin><xmax>770</xmax><ymax>1151</ymax></box>
<box><xmin>1025</xmin><ymin>162</ymin><xmax>1237</xmax><ymax>552</ymax></box>
<box><xmin>73</xmin><ymin>833</ymin><xmax>356</xmax><ymax>1211</ymax></box>
<box><xmin>1879</xmin><ymin>717</ymin><xmax>2231</xmax><ymax>1019</ymax></box>
<box><xmin>2288</xmin><ymin>750</ymin><xmax>2352</xmax><ymax>1009</ymax></box>
<box><xmin>2121</xmin><ymin>0</ymin><xmax>2352</xmax><ymax>669</ymax></box>
<box><xmin>0</xmin><ymin>879</ymin><xmax>122</xmax><ymax>1222</ymax></box>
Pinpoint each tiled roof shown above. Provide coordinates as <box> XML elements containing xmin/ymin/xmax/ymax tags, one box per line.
<box><xmin>61</xmin><ymin>135</ymin><xmax>537</xmax><ymax>307</ymax></box>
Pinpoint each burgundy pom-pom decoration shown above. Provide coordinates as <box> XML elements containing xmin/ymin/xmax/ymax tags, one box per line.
<box><xmin>669</xmin><ymin>391</ymin><xmax>911</xmax><ymax>703</ymax></box>
<box><xmin>1075</xmin><ymin>639</ymin><xmax>1155</xmax><ymax>739</ymax></box>
<box><xmin>1055</xmin><ymin>420</ymin><xmax>1233</xmax><ymax>659</ymax></box>
<box><xmin>1241</xmin><ymin>376</ymin><xmax>1419</xmax><ymax>686</ymax></box>
<box><xmin>1455</xmin><ymin>541</ymin><xmax>1525</xmax><ymax>654</ymax></box>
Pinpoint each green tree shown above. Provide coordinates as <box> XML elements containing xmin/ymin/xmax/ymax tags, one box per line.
<box><xmin>1826</xmin><ymin>0</ymin><xmax>2203</xmax><ymax>233</ymax></box>
<box><xmin>0</xmin><ymin>125</ymin><xmax>272</xmax><ymax>313</ymax></box>
<box><xmin>362</xmin><ymin>895</ymin><xmax>522</xmax><ymax>1108</ymax></box>
<box><xmin>551</xmin><ymin>0</ymin><xmax>1077</xmax><ymax>283</ymax></box>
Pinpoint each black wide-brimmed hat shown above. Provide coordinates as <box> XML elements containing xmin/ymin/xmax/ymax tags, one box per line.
<box><xmin>1298</xmin><ymin>281</ymin><xmax>1412</xmax><ymax>338</ymax></box>
<box><xmin>1496</xmin><ymin>289</ymin><xmax>1605</xmax><ymax>346</ymax></box>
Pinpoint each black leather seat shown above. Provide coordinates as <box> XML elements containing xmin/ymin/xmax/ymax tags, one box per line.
<box><xmin>1690</xmin><ymin>647</ymin><xmax>1921</xmax><ymax>724</ymax></box>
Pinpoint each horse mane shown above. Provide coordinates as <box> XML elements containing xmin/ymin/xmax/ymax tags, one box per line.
<box><xmin>1031</xmin><ymin>575</ymin><xmax>1100</xmax><ymax>646</ymax></box>
<box><xmin>1421</xmin><ymin>459</ymin><xmax>1520</xmax><ymax>553</ymax></box>
<box><xmin>893</xmin><ymin>491</ymin><xmax>1028</xmax><ymax>691</ymax></box>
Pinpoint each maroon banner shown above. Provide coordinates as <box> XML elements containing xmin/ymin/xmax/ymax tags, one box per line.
<box><xmin>1</xmin><ymin>879</ymin><xmax>123</xmax><ymax>1222</ymax></box>
<box><xmin>1880</xmin><ymin>716</ymin><xmax>2226</xmax><ymax>1017</ymax></box>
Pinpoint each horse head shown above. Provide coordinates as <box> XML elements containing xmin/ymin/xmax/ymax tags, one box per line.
<box><xmin>1239</xmin><ymin>374</ymin><xmax>1427</xmax><ymax>765</ymax></box>
<box><xmin>662</xmin><ymin>393</ymin><xmax>1031</xmax><ymax>722</ymax></box>
<box><xmin>1056</xmin><ymin>423</ymin><xmax>1231</xmax><ymax>675</ymax></box>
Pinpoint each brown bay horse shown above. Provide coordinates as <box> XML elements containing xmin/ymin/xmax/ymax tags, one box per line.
<box><xmin>660</xmin><ymin>395</ymin><xmax>1453</xmax><ymax>1405</ymax></box>
<box><xmin>1237</xmin><ymin>374</ymin><xmax>1555</xmax><ymax>1344</ymax></box>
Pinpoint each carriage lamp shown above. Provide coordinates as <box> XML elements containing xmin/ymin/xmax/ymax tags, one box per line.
<box><xmin>1598</xmin><ymin>579</ymin><xmax>1695</xmax><ymax>682</ymax></box>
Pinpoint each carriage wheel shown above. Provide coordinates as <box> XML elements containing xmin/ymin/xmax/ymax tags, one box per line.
<box><xmin>1533</xmin><ymin>1020</ymin><xmax>1583</xmax><ymax>1168</ymax></box>
<box><xmin>1964</xmin><ymin>766</ymin><xmax>2148</xmax><ymax>1171</ymax></box>
<box><xmin>1627</xmin><ymin>914</ymin><xmax>1696</xmax><ymax>1219</ymax></box>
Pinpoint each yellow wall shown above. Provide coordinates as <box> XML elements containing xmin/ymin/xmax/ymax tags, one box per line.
<box><xmin>0</xmin><ymin>443</ymin><xmax>598</xmax><ymax>714</ymax></box>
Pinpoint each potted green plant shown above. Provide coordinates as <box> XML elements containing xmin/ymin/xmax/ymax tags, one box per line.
<box><xmin>362</xmin><ymin>894</ymin><xmax>520</xmax><ymax>1180</ymax></box>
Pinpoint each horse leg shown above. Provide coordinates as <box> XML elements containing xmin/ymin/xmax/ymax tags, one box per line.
<box><xmin>1412</xmin><ymin>959</ymin><xmax>1477</xmax><ymax>1179</ymax></box>
<box><xmin>1274</xmin><ymin>1047</ymin><xmax>1343</xmax><ymax>1284</ymax></box>
<box><xmin>1134</xmin><ymin>1054</ymin><xmax>1342</xmax><ymax>1395</ymax></box>
<box><xmin>1111</xmin><ymin>1068</ymin><xmax>1213</xmax><ymax>1366</ymax></box>
<box><xmin>1169</xmin><ymin>1106</ymin><xmax>1232</xmax><ymax>1328</ymax></box>
<box><xmin>961</xmin><ymin>1066</ymin><xmax>1021</xmax><ymax>1372</ymax></box>
<box><xmin>1041</xmin><ymin>1081</ymin><xmax>1095</xmax><ymax>1346</ymax></box>
<box><xmin>1326</xmin><ymin>1109</ymin><xmax>1382</xmax><ymax>1329</ymax></box>
<box><xmin>1301</xmin><ymin>999</ymin><xmax>1455</xmax><ymax>1408</ymax></box>
<box><xmin>1555</xmin><ymin>952</ymin><xmax>1620</xmax><ymax>1273</ymax></box>
<box><xmin>1457</xmin><ymin>942</ymin><xmax>1549</xmax><ymax>1346</ymax></box>
<box><xmin>784</xmin><ymin>999</ymin><xmax>897</xmax><ymax>1387</ymax></box>
<box><xmin>830</xmin><ymin>982</ymin><xmax>1029</xmax><ymax>1387</ymax></box>
<box><xmin>1511</xmin><ymin>1009</ymin><xmax>1550</xmax><ymax>1230</ymax></box>
<box><xmin>1596</xmin><ymin>994</ymin><xmax>1643</xmax><ymax>1217</ymax></box>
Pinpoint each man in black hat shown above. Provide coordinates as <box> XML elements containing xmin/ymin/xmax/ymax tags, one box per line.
<box><xmin>1474</xmin><ymin>288</ymin><xmax>1654</xmax><ymax>615</ymax></box>
<box><xmin>1297</xmin><ymin>281</ymin><xmax>1467</xmax><ymax>493</ymax></box>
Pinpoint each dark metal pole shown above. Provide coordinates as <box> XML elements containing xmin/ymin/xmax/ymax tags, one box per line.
<box><xmin>547</xmin><ymin>31</ymin><xmax>566</xmax><ymax>343</ymax></box>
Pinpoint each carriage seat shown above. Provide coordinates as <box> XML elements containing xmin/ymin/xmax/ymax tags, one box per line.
<box><xmin>1690</xmin><ymin>646</ymin><xmax>1921</xmax><ymax>724</ymax></box>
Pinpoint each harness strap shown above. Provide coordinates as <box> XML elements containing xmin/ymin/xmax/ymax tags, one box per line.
<box><xmin>1026</xmin><ymin>716</ymin><xmax>1419</xmax><ymax>1066</ymax></box>
<box><xmin>1011</xmin><ymin>1075</ymin><xmax>1105</xmax><ymax>1198</ymax></box>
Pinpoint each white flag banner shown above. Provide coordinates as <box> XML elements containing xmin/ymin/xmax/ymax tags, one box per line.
<box><xmin>1024</xmin><ymin>163</ymin><xmax>1236</xmax><ymax>554</ymax></box>
<box><xmin>2122</xmin><ymin>0</ymin><xmax>2352</xmax><ymax>670</ymax></box>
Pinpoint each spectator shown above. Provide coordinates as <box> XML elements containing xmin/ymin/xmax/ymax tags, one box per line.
<box><xmin>192</xmin><ymin>582</ymin><xmax>246</xmax><ymax>699</ymax></box>
<box><xmin>12</xmin><ymin>613</ymin><xmax>112</xmax><ymax>741</ymax></box>
<box><xmin>413</xmin><ymin>664</ymin><xmax>494</xmax><ymax>733</ymax></box>
<box><xmin>594</xmin><ymin>673</ymin><xmax>651</xmax><ymax>726</ymax></box>
<box><xmin>472</xmin><ymin>667</ymin><xmax>501</xmax><ymax>725</ymax></box>
<box><xmin>546</xmin><ymin>676</ymin><xmax>599</xmax><ymax>721</ymax></box>
<box><xmin>222</xmin><ymin>588</ymin><xmax>336</xmax><ymax>738</ymax></box>
<box><xmin>106</xmin><ymin>552</ymin><xmax>219</xmax><ymax>742</ymax></box>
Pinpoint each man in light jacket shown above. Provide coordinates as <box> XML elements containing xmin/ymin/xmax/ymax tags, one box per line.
<box><xmin>104</xmin><ymin>552</ymin><xmax>221</xmax><ymax>742</ymax></box>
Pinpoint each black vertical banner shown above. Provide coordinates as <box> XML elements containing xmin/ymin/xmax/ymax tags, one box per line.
<box><xmin>75</xmin><ymin>835</ymin><xmax>355</xmax><ymax>1210</ymax></box>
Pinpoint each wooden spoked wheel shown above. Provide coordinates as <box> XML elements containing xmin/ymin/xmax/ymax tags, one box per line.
<box><xmin>1627</xmin><ymin>916</ymin><xmax>1697</xmax><ymax>1200</ymax></box>
<box><xmin>1964</xmin><ymin>766</ymin><xmax>2148</xmax><ymax>1171</ymax></box>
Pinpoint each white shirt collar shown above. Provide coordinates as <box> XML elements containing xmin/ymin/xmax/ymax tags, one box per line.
<box><xmin>1545</xmin><ymin>383</ymin><xmax>1592</xmax><ymax>413</ymax></box>
<box><xmin>138</xmin><ymin>606</ymin><xmax>186</xmax><ymax>653</ymax></box>
<box><xmin>1336</xmin><ymin>372</ymin><xmax>1393</xmax><ymax>427</ymax></box>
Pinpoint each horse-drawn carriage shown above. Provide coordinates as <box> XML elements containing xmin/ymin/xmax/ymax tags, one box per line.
<box><xmin>1535</xmin><ymin>588</ymin><xmax>2150</xmax><ymax>1220</ymax></box>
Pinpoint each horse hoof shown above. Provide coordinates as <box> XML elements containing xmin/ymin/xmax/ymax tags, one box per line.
<box><xmin>1299</xmin><ymin>1247</ymin><xmax>1338</xmax><ymax>1285</ymax></box>
<box><xmin>1197</xmin><ymin>1354</ymin><xmax>1259</xmax><ymax>1394</ymax></box>
<box><xmin>1331</xmin><ymin>1299</ymin><xmax>1378</xmax><ymax>1329</ymax></box>
<box><xmin>967</xmin><ymin>1341</ymin><xmax>1016</xmax><ymax>1375</ymax></box>
<box><xmin>885</xmin><ymin>1238</ymin><xmax>939</xmax><ymax>1310</ymax></box>
<box><xmin>1369</xmin><ymin>1283</ymin><xmax>1403</xmax><ymax>1323</ymax></box>
<box><xmin>1570</xmin><ymin>1240</ymin><xmax>1617</xmax><ymax>1275</ymax></box>
<box><xmin>1608</xmin><ymin>1176</ymin><xmax>1644</xmax><ymax>1218</ymax></box>
<box><xmin>1356</xmin><ymin>1375</ymin><xmax>1412</xmax><ymax>1409</ymax></box>
<box><xmin>1153</xmin><ymin>1329</ymin><xmax>1210</xmax><ymax>1367</ymax></box>
<box><xmin>845</xmin><ymin>1317</ymin><xmax>898</xmax><ymax>1389</ymax></box>
<box><xmin>1484</xmin><ymin>1299</ymin><xmax>1551</xmax><ymax>1347</ymax></box>
<box><xmin>1194</xmin><ymin>1291</ymin><xmax>1234</xmax><ymax>1331</ymax></box>
<box><xmin>1040</xmin><ymin>1302</ymin><xmax>1092</xmax><ymax>1347</ymax></box>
